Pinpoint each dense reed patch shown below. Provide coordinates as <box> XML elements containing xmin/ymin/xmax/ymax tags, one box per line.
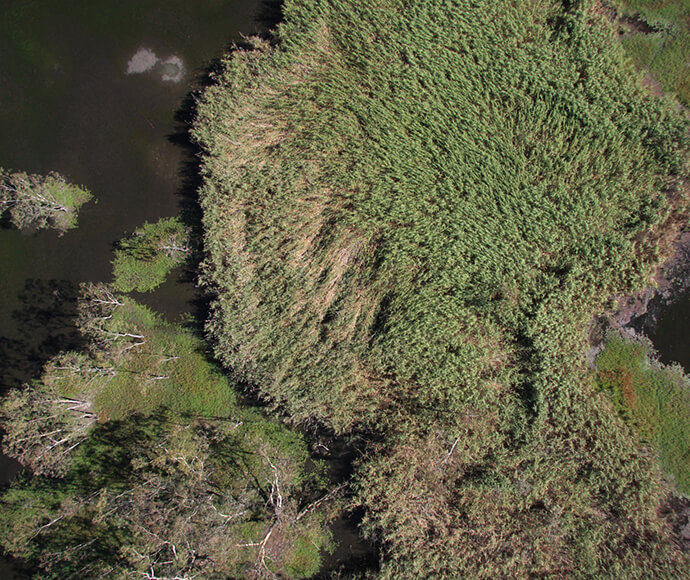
<box><xmin>194</xmin><ymin>0</ymin><xmax>689</xmax><ymax>575</ymax></box>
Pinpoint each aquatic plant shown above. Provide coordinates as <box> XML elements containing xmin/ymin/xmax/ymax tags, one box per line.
<box><xmin>596</xmin><ymin>330</ymin><xmax>690</xmax><ymax>494</ymax></box>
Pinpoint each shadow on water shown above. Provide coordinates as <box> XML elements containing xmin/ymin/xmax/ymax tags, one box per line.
<box><xmin>159</xmin><ymin>0</ymin><xmax>289</xmax><ymax>332</ymax></box>
<box><xmin>0</xmin><ymin>279</ymin><xmax>83</xmax><ymax>393</ymax></box>
<box><xmin>304</xmin><ymin>431</ymin><xmax>379</xmax><ymax>577</ymax></box>
<box><xmin>256</xmin><ymin>0</ymin><xmax>285</xmax><ymax>33</ymax></box>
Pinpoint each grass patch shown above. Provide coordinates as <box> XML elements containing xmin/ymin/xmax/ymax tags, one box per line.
<box><xmin>78</xmin><ymin>298</ymin><xmax>237</xmax><ymax>420</ymax></box>
<box><xmin>285</xmin><ymin>529</ymin><xmax>333</xmax><ymax>579</ymax></box>
<box><xmin>596</xmin><ymin>331</ymin><xmax>690</xmax><ymax>494</ymax></box>
<box><xmin>616</xmin><ymin>0</ymin><xmax>690</xmax><ymax>103</ymax></box>
<box><xmin>112</xmin><ymin>217</ymin><xmax>190</xmax><ymax>293</ymax></box>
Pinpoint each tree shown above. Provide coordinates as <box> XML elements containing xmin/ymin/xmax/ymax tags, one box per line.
<box><xmin>0</xmin><ymin>353</ymin><xmax>99</xmax><ymax>476</ymax></box>
<box><xmin>0</xmin><ymin>287</ymin><xmax>341</xmax><ymax>578</ymax></box>
<box><xmin>111</xmin><ymin>218</ymin><xmax>191</xmax><ymax>292</ymax></box>
<box><xmin>0</xmin><ymin>408</ymin><xmax>340</xmax><ymax>579</ymax></box>
<box><xmin>0</xmin><ymin>169</ymin><xmax>92</xmax><ymax>233</ymax></box>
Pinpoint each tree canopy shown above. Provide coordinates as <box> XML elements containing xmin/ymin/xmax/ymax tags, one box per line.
<box><xmin>112</xmin><ymin>218</ymin><xmax>191</xmax><ymax>293</ymax></box>
<box><xmin>0</xmin><ymin>169</ymin><xmax>92</xmax><ymax>233</ymax></box>
<box><xmin>0</xmin><ymin>286</ymin><xmax>339</xmax><ymax>579</ymax></box>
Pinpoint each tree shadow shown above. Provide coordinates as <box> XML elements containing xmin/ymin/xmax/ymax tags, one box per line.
<box><xmin>0</xmin><ymin>279</ymin><xmax>83</xmax><ymax>392</ymax></box>
<box><xmin>255</xmin><ymin>0</ymin><xmax>284</xmax><ymax>34</ymax></box>
<box><xmin>70</xmin><ymin>413</ymin><xmax>169</xmax><ymax>490</ymax></box>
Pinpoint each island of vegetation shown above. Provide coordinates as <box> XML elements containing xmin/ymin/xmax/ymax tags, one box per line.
<box><xmin>1</xmin><ymin>0</ymin><xmax>689</xmax><ymax>578</ymax></box>
<box><xmin>0</xmin><ymin>169</ymin><xmax>91</xmax><ymax>233</ymax></box>
<box><xmin>111</xmin><ymin>217</ymin><xmax>191</xmax><ymax>293</ymax></box>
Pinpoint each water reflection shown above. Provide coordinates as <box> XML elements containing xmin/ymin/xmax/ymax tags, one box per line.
<box><xmin>126</xmin><ymin>48</ymin><xmax>185</xmax><ymax>82</ymax></box>
<box><xmin>641</xmin><ymin>289</ymin><xmax>690</xmax><ymax>371</ymax></box>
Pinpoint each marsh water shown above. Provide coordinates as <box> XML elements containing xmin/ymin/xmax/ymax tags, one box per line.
<box><xmin>640</xmin><ymin>289</ymin><xmax>690</xmax><ymax>370</ymax></box>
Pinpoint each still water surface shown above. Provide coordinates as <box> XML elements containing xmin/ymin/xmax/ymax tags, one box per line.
<box><xmin>642</xmin><ymin>290</ymin><xmax>690</xmax><ymax>370</ymax></box>
<box><xmin>0</xmin><ymin>0</ymin><xmax>262</xmax><ymax>401</ymax></box>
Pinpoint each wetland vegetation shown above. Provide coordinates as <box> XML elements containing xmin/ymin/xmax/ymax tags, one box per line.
<box><xmin>1</xmin><ymin>0</ymin><xmax>690</xmax><ymax>577</ymax></box>
<box><xmin>193</xmin><ymin>0</ymin><xmax>690</xmax><ymax>575</ymax></box>
<box><xmin>615</xmin><ymin>0</ymin><xmax>690</xmax><ymax>104</ymax></box>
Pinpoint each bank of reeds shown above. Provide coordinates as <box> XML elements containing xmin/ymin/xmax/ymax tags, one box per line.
<box><xmin>194</xmin><ymin>0</ymin><xmax>690</xmax><ymax>575</ymax></box>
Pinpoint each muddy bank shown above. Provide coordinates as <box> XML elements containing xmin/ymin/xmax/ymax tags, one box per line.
<box><xmin>588</xmin><ymin>229</ymin><xmax>690</xmax><ymax>364</ymax></box>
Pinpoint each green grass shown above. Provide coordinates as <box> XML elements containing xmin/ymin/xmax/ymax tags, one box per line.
<box><xmin>70</xmin><ymin>299</ymin><xmax>237</xmax><ymax>419</ymax></box>
<box><xmin>616</xmin><ymin>0</ymin><xmax>690</xmax><ymax>103</ymax></box>
<box><xmin>617</xmin><ymin>0</ymin><xmax>690</xmax><ymax>25</ymax></box>
<box><xmin>596</xmin><ymin>332</ymin><xmax>690</xmax><ymax>494</ymax></box>
<box><xmin>285</xmin><ymin>530</ymin><xmax>333</xmax><ymax>579</ymax></box>
<box><xmin>112</xmin><ymin>217</ymin><xmax>189</xmax><ymax>293</ymax></box>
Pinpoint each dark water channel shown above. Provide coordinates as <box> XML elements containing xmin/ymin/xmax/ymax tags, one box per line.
<box><xmin>638</xmin><ymin>289</ymin><xmax>690</xmax><ymax>370</ymax></box>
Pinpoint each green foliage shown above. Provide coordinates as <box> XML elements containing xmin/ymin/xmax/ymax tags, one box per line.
<box><xmin>0</xmin><ymin>478</ymin><xmax>68</xmax><ymax>561</ymax></box>
<box><xmin>285</xmin><ymin>528</ymin><xmax>334</xmax><ymax>579</ymax></box>
<box><xmin>195</xmin><ymin>0</ymin><xmax>689</xmax><ymax>433</ymax></box>
<box><xmin>616</xmin><ymin>0</ymin><xmax>690</xmax><ymax>103</ymax></box>
<box><xmin>112</xmin><ymin>217</ymin><xmax>190</xmax><ymax>293</ymax></box>
<box><xmin>0</xmin><ymin>168</ymin><xmax>92</xmax><ymax>232</ymax></box>
<box><xmin>0</xmin><ymin>285</ymin><xmax>340</xmax><ymax>578</ymax></box>
<box><xmin>596</xmin><ymin>331</ymin><xmax>690</xmax><ymax>493</ymax></box>
<box><xmin>193</xmin><ymin>0</ymin><xmax>690</xmax><ymax>575</ymax></box>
